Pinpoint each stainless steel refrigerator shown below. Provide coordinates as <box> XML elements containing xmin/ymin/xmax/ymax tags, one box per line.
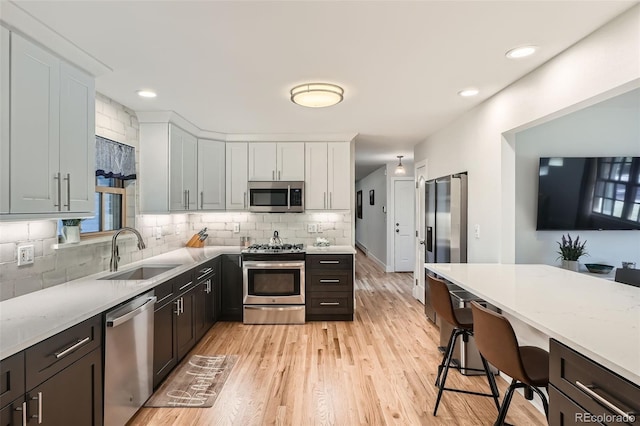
<box><xmin>424</xmin><ymin>173</ymin><xmax>468</xmax><ymax>322</ymax></box>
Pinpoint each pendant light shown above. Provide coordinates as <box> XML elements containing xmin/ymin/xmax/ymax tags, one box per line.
<box><xmin>395</xmin><ymin>156</ymin><xmax>406</xmax><ymax>175</ymax></box>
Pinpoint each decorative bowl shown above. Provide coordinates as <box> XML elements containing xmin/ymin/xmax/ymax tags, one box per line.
<box><xmin>584</xmin><ymin>263</ymin><xmax>614</xmax><ymax>274</ymax></box>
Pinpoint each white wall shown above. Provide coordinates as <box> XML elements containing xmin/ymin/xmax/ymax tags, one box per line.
<box><xmin>355</xmin><ymin>166</ymin><xmax>387</xmax><ymax>268</ymax></box>
<box><xmin>515</xmin><ymin>89</ymin><xmax>640</xmax><ymax>268</ymax></box>
<box><xmin>414</xmin><ymin>5</ymin><xmax>640</xmax><ymax>264</ymax></box>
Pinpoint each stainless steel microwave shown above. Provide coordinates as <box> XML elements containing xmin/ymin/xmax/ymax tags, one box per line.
<box><xmin>248</xmin><ymin>181</ymin><xmax>304</xmax><ymax>213</ymax></box>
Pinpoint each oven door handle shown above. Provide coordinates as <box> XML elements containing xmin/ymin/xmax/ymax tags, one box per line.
<box><xmin>244</xmin><ymin>305</ymin><xmax>305</xmax><ymax>312</ymax></box>
<box><xmin>243</xmin><ymin>261</ymin><xmax>305</xmax><ymax>269</ymax></box>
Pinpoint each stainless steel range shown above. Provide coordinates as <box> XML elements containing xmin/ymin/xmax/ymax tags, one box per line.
<box><xmin>242</xmin><ymin>241</ymin><xmax>305</xmax><ymax>324</ymax></box>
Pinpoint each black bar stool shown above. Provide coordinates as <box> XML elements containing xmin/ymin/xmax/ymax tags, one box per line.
<box><xmin>470</xmin><ymin>301</ymin><xmax>549</xmax><ymax>425</ymax></box>
<box><xmin>428</xmin><ymin>275</ymin><xmax>500</xmax><ymax>416</ymax></box>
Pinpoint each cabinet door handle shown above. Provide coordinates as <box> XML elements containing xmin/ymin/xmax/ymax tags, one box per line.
<box><xmin>15</xmin><ymin>401</ymin><xmax>27</xmax><ymax>425</ymax></box>
<box><xmin>323</xmin><ymin>192</ymin><xmax>326</xmax><ymax>209</ymax></box>
<box><xmin>278</xmin><ymin>170</ymin><xmax>281</xmax><ymax>180</ymax></box>
<box><xmin>31</xmin><ymin>392</ymin><xmax>43</xmax><ymax>424</ymax></box>
<box><xmin>319</xmin><ymin>260</ymin><xmax>340</xmax><ymax>264</ymax></box>
<box><xmin>183</xmin><ymin>190</ymin><xmax>187</xmax><ymax>210</ymax></box>
<box><xmin>319</xmin><ymin>279</ymin><xmax>341</xmax><ymax>283</ymax></box>
<box><xmin>329</xmin><ymin>192</ymin><xmax>332</xmax><ymax>209</ymax></box>
<box><xmin>244</xmin><ymin>192</ymin><xmax>247</xmax><ymax>209</ymax></box>
<box><xmin>272</xmin><ymin>170</ymin><xmax>275</xmax><ymax>180</ymax></box>
<box><xmin>54</xmin><ymin>336</ymin><xmax>91</xmax><ymax>359</ymax></box>
<box><xmin>53</xmin><ymin>173</ymin><xmax>61</xmax><ymax>210</ymax></box>
<box><xmin>174</xmin><ymin>299</ymin><xmax>180</xmax><ymax>315</ymax></box>
<box><xmin>63</xmin><ymin>173</ymin><xmax>71</xmax><ymax>210</ymax></box>
<box><xmin>320</xmin><ymin>302</ymin><xmax>340</xmax><ymax>306</ymax></box>
<box><xmin>200</xmin><ymin>191</ymin><xmax>204</xmax><ymax>209</ymax></box>
<box><xmin>287</xmin><ymin>185</ymin><xmax>291</xmax><ymax>210</ymax></box>
<box><xmin>575</xmin><ymin>381</ymin><xmax>635</xmax><ymax>418</ymax></box>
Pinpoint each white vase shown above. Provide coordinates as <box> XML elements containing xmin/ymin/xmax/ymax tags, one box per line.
<box><xmin>561</xmin><ymin>260</ymin><xmax>579</xmax><ymax>272</ymax></box>
<box><xmin>62</xmin><ymin>225</ymin><xmax>81</xmax><ymax>243</ymax></box>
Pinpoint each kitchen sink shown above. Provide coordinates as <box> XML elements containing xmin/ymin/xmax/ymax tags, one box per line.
<box><xmin>99</xmin><ymin>265</ymin><xmax>181</xmax><ymax>281</ymax></box>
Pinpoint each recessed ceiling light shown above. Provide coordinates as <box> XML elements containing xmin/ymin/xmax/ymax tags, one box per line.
<box><xmin>505</xmin><ymin>45</ymin><xmax>537</xmax><ymax>59</ymax></box>
<box><xmin>458</xmin><ymin>88</ymin><xmax>479</xmax><ymax>97</ymax></box>
<box><xmin>290</xmin><ymin>83</ymin><xmax>344</xmax><ymax>108</ymax></box>
<box><xmin>137</xmin><ymin>90</ymin><xmax>157</xmax><ymax>98</ymax></box>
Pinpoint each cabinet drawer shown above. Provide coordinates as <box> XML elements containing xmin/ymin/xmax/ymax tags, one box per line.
<box><xmin>307</xmin><ymin>270</ymin><xmax>352</xmax><ymax>292</ymax></box>
<box><xmin>550</xmin><ymin>339</ymin><xmax>639</xmax><ymax>425</ymax></box>
<box><xmin>155</xmin><ymin>279</ymin><xmax>175</xmax><ymax>307</ymax></box>
<box><xmin>549</xmin><ymin>385</ymin><xmax>605</xmax><ymax>426</ymax></box>
<box><xmin>25</xmin><ymin>314</ymin><xmax>102</xmax><ymax>390</ymax></box>
<box><xmin>172</xmin><ymin>270</ymin><xmax>195</xmax><ymax>295</ymax></box>
<box><xmin>195</xmin><ymin>258</ymin><xmax>218</xmax><ymax>282</ymax></box>
<box><xmin>306</xmin><ymin>254</ymin><xmax>353</xmax><ymax>270</ymax></box>
<box><xmin>307</xmin><ymin>292</ymin><xmax>353</xmax><ymax>315</ymax></box>
<box><xmin>0</xmin><ymin>352</ymin><xmax>24</xmax><ymax>409</ymax></box>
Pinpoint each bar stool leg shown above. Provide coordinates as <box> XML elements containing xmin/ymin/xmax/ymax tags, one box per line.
<box><xmin>433</xmin><ymin>328</ymin><xmax>462</xmax><ymax>416</ymax></box>
<box><xmin>494</xmin><ymin>379</ymin><xmax>518</xmax><ymax>426</ymax></box>
<box><xmin>434</xmin><ymin>327</ymin><xmax>456</xmax><ymax>387</ymax></box>
<box><xmin>480</xmin><ymin>355</ymin><xmax>500</xmax><ymax>412</ymax></box>
<box><xmin>531</xmin><ymin>386</ymin><xmax>549</xmax><ymax>420</ymax></box>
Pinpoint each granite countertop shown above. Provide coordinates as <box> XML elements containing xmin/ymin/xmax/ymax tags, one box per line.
<box><xmin>424</xmin><ymin>263</ymin><xmax>640</xmax><ymax>386</ymax></box>
<box><xmin>306</xmin><ymin>245</ymin><xmax>356</xmax><ymax>254</ymax></box>
<box><xmin>0</xmin><ymin>246</ymin><xmax>241</xmax><ymax>360</ymax></box>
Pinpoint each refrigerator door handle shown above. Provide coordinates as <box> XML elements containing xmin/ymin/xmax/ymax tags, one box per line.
<box><xmin>426</xmin><ymin>226</ymin><xmax>434</xmax><ymax>252</ymax></box>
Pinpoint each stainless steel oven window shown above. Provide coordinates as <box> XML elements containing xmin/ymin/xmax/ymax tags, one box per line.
<box><xmin>249</xmin><ymin>269</ymin><xmax>300</xmax><ymax>296</ymax></box>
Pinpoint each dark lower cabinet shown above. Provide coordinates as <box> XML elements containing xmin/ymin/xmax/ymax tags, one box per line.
<box><xmin>549</xmin><ymin>339</ymin><xmax>640</xmax><ymax>426</ymax></box>
<box><xmin>28</xmin><ymin>348</ymin><xmax>102</xmax><ymax>425</ymax></box>
<box><xmin>221</xmin><ymin>254</ymin><xmax>243</xmax><ymax>321</ymax></box>
<box><xmin>0</xmin><ymin>397</ymin><xmax>23</xmax><ymax>426</ymax></box>
<box><xmin>153</xmin><ymin>293</ymin><xmax>178</xmax><ymax>388</ymax></box>
<box><xmin>306</xmin><ymin>254</ymin><xmax>354</xmax><ymax>321</ymax></box>
<box><xmin>176</xmin><ymin>284</ymin><xmax>198</xmax><ymax>360</ymax></box>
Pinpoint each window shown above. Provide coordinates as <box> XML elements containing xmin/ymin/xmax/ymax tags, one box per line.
<box><xmin>592</xmin><ymin>157</ymin><xmax>640</xmax><ymax>223</ymax></box>
<box><xmin>81</xmin><ymin>176</ymin><xmax>126</xmax><ymax>235</ymax></box>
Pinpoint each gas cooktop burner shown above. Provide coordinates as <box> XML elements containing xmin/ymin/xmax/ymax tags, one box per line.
<box><xmin>242</xmin><ymin>243</ymin><xmax>305</xmax><ymax>254</ymax></box>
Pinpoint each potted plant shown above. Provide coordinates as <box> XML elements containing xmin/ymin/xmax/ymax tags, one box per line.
<box><xmin>61</xmin><ymin>219</ymin><xmax>82</xmax><ymax>243</ymax></box>
<box><xmin>557</xmin><ymin>233</ymin><xmax>587</xmax><ymax>271</ymax></box>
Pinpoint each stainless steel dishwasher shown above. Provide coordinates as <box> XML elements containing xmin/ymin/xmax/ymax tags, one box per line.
<box><xmin>104</xmin><ymin>290</ymin><xmax>157</xmax><ymax>426</ymax></box>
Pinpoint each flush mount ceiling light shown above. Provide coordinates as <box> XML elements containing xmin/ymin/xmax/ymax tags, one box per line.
<box><xmin>290</xmin><ymin>83</ymin><xmax>344</xmax><ymax>108</ymax></box>
<box><xmin>395</xmin><ymin>156</ymin><xmax>406</xmax><ymax>175</ymax></box>
<box><xmin>505</xmin><ymin>45</ymin><xmax>537</xmax><ymax>59</ymax></box>
<box><xmin>137</xmin><ymin>90</ymin><xmax>157</xmax><ymax>98</ymax></box>
<box><xmin>458</xmin><ymin>88</ymin><xmax>479</xmax><ymax>97</ymax></box>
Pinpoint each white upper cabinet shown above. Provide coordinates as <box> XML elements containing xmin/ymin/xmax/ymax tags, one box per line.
<box><xmin>305</xmin><ymin>142</ymin><xmax>350</xmax><ymax>210</ymax></box>
<box><xmin>198</xmin><ymin>139</ymin><xmax>225</xmax><ymax>210</ymax></box>
<box><xmin>7</xmin><ymin>32</ymin><xmax>95</xmax><ymax>215</ymax></box>
<box><xmin>226</xmin><ymin>142</ymin><xmax>248</xmax><ymax>210</ymax></box>
<box><xmin>0</xmin><ymin>27</ymin><xmax>9</xmax><ymax>213</ymax></box>
<box><xmin>168</xmin><ymin>124</ymin><xmax>198</xmax><ymax>211</ymax></box>
<box><xmin>248</xmin><ymin>142</ymin><xmax>304</xmax><ymax>181</ymax></box>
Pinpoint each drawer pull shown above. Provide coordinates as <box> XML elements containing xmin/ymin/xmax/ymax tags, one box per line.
<box><xmin>179</xmin><ymin>281</ymin><xmax>194</xmax><ymax>291</ymax></box>
<box><xmin>54</xmin><ymin>337</ymin><xmax>91</xmax><ymax>359</ymax></box>
<box><xmin>15</xmin><ymin>401</ymin><xmax>27</xmax><ymax>425</ymax></box>
<box><xmin>197</xmin><ymin>268</ymin><xmax>214</xmax><ymax>280</ymax></box>
<box><xmin>319</xmin><ymin>279</ymin><xmax>341</xmax><ymax>283</ymax></box>
<box><xmin>319</xmin><ymin>260</ymin><xmax>340</xmax><ymax>264</ymax></box>
<box><xmin>575</xmin><ymin>381</ymin><xmax>637</xmax><ymax>418</ymax></box>
<box><xmin>320</xmin><ymin>302</ymin><xmax>340</xmax><ymax>306</ymax></box>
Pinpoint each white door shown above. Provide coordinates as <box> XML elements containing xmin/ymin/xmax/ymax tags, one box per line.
<box><xmin>394</xmin><ymin>180</ymin><xmax>415</xmax><ymax>271</ymax></box>
<box><xmin>10</xmin><ymin>32</ymin><xmax>61</xmax><ymax>213</ymax></box>
<box><xmin>248</xmin><ymin>142</ymin><xmax>276</xmax><ymax>181</ymax></box>
<box><xmin>304</xmin><ymin>143</ymin><xmax>328</xmax><ymax>209</ymax></box>
<box><xmin>277</xmin><ymin>142</ymin><xmax>305</xmax><ymax>181</ymax></box>
<box><xmin>59</xmin><ymin>62</ymin><xmax>95</xmax><ymax>214</ymax></box>
<box><xmin>198</xmin><ymin>139</ymin><xmax>225</xmax><ymax>210</ymax></box>
<box><xmin>226</xmin><ymin>142</ymin><xmax>248</xmax><ymax>210</ymax></box>
<box><xmin>413</xmin><ymin>161</ymin><xmax>427</xmax><ymax>302</ymax></box>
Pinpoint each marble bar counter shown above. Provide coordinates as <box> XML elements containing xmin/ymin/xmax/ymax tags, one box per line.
<box><xmin>0</xmin><ymin>246</ymin><xmax>241</xmax><ymax>360</ymax></box>
<box><xmin>424</xmin><ymin>263</ymin><xmax>640</xmax><ymax>386</ymax></box>
<box><xmin>306</xmin><ymin>245</ymin><xmax>356</xmax><ymax>254</ymax></box>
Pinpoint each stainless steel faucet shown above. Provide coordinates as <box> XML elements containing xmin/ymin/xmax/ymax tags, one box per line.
<box><xmin>110</xmin><ymin>227</ymin><xmax>146</xmax><ymax>272</ymax></box>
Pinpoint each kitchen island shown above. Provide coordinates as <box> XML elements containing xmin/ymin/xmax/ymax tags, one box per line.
<box><xmin>424</xmin><ymin>263</ymin><xmax>640</xmax><ymax>386</ymax></box>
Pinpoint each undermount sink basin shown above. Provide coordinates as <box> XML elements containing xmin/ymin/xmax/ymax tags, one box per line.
<box><xmin>99</xmin><ymin>265</ymin><xmax>181</xmax><ymax>281</ymax></box>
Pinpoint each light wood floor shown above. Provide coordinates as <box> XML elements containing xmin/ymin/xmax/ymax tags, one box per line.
<box><xmin>130</xmin><ymin>251</ymin><xmax>546</xmax><ymax>425</ymax></box>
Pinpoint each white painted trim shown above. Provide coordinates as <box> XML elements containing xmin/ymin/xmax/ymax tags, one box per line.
<box><xmin>226</xmin><ymin>132</ymin><xmax>358</xmax><ymax>142</ymax></box>
<box><xmin>367</xmin><ymin>251</ymin><xmax>387</xmax><ymax>271</ymax></box>
<box><xmin>355</xmin><ymin>241</ymin><xmax>367</xmax><ymax>255</ymax></box>
<box><xmin>413</xmin><ymin>159</ymin><xmax>427</xmax><ymax>303</ymax></box>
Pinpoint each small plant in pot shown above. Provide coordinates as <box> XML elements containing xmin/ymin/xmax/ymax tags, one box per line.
<box><xmin>61</xmin><ymin>219</ymin><xmax>82</xmax><ymax>243</ymax></box>
<box><xmin>557</xmin><ymin>233</ymin><xmax>587</xmax><ymax>271</ymax></box>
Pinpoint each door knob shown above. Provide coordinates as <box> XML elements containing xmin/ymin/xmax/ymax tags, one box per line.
<box><xmin>396</xmin><ymin>229</ymin><xmax>399</xmax><ymax>233</ymax></box>
<box><xmin>419</xmin><ymin>240</ymin><xmax>425</xmax><ymax>245</ymax></box>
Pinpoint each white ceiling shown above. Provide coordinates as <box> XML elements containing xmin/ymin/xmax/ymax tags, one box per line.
<box><xmin>8</xmin><ymin>0</ymin><xmax>638</xmax><ymax>179</ymax></box>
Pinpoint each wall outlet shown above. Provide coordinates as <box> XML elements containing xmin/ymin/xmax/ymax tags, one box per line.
<box><xmin>307</xmin><ymin>224</ymin><xmax>317</xmax><ymax>233</ymax></box>
<box><xmin>317</xmin><ymin>223</ymin><xmax>323</xmax><ymax>233</ymax></box>
<box><xmin>155</xmin><ymin>226</ymin><xmax>162</xmax><ymax>239</ymax></box>
<box><xmin>474</xmin><ymin>224</ymin><xmax>480</xmax><ymax>239</ymax></box>
<box><xmin>233</xmin><ymin>223</ymin><xmax>240</xmax><ymax>233</ymax></box>
<box><xmin>17</xmin><ymin>244</ymin><xmax>34</xmax><ymax>266</ymax></box>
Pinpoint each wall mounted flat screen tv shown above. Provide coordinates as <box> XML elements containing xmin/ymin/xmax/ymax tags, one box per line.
<box><xmin>536</xmin><ymin>157</ymin><xmax>640</xmax><ymax>230</ymax></box>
